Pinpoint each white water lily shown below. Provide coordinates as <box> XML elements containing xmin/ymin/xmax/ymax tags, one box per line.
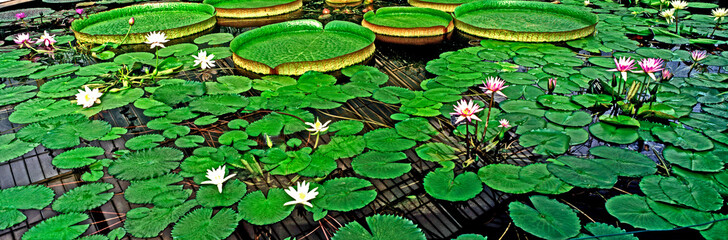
<box><xmin>712</xmin><ymin>8</ymin><xmax>728</xmax><ymax>22</ymax></box>
<box><xmin>283</xmin><ymin>181</ymin><xmax>319</xmax><ymax>207</ymax></box>
<box><xmin>670</xmin><ymin>0</ymin><xmax>687</xmax><ymax>10</ymax></box>
<box><xmin>660</xmin><ymin>9</ymin><xmax>676</xmax><ymax>24</ymax></box>
<box><xmin>201</xmin><ymin>165</ymin><xmax>236</xmax><ymax>193</ymax></box>
<box><xmin>192</xmin><ymin>51</ymin><xmax>216</xmax><ymax>70</ymax></box>
<box><xmin>305</xmin><ymin>118</ymin><xmax>331</xmax><ymax>135</ymax></box>
<box><xmin>583</xmin><ymin>0</ymin><xmax>590</xmax><ymax>6</ymax></box>
<box><xmin>144</xmin><ymin>31</ymin><xmax>168</xmax><ymax>49</ymax></box>
<box><xmin>75</xmin><ymin>86</ymin><xmax>103</xmax><ymax>108</ymax></box>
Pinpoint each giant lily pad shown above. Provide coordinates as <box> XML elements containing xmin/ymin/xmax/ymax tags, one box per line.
<box><xmin>230</xmin><ymin>19</ymin><xmax>375</xmax><ymax>75</ymax></box>
<box><xmin>362</xmin><ymin>7</ymin><xmax>454</xmax><ymax>45</ymax></box>
<box><xmin>71</xmin><ymin>2</ymin><xmax>216</xmax><ymax>44</ymax></box>
<box><xmin>454</xmin><ymin>1</ymin><xmax>598</xmax><ymax>42</ymax></box>
<box><xmin>203</xmin><ymin>0</ymin><xmax>302</xmax><ymax>18</ymax></box>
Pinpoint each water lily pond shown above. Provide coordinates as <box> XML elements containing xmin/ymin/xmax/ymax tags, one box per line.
<box><xmin>1</xmin><ymin>0</ymin><xmax>728</xmax><ymax>239</ymax></box>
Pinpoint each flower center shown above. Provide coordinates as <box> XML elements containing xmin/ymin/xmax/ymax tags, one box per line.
<box><xmin>299</xmin><ymin>193</ymin><xmax>307</xmax><ymax>199</ymax></box>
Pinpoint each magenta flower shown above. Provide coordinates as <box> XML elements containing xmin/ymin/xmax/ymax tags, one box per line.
<box><xmin>498</xmin><ymin>119</ymin><xmax>511</xmax><ymax>128</ymax></box>
<box><xmin>481</xmin><ymin>76</ymin><xmax>508</xmax><ymax>97</ymax></box>
<box><xmin>15</xmin><ymin>12</ymin><xmax>26</xmax><ymax>20</ymax></box>
<box><xmin>451</xmin><ymin>99</ymin><xmax>483</xmax><ymax>125</ymax></box>
<box><xmin>76</xmin><ymin>8</ymin><xmax>84</xmax><ymax>15</ymax></box>
<box><xmin>661</xmin><ymin>69</ymin><xmax>673</xmax><ymax>81</ymax></box>
<box><xmin>606</xmin><ymin>57</ymin><xmax>636</xmax><ymax>81</ymax></box>
<box><xmin>637</xmin><ymin>58</ymin><xmax>664</xmax><ymax>80</ymax></box>
<box><xmin>13</xmin><ymin>33</ymin><xmax>34</xmax><ymax>48</ymax></box>
<box><xmin>691</xmin><ymin>50</ymin><xmax>707</xmax><ymax>62</ymax></box>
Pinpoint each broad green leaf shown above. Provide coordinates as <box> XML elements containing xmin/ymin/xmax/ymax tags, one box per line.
<box><xmin>509</xmin><ymin>195</ymin><xmax>580</xmax><ymax>240</ymax></box>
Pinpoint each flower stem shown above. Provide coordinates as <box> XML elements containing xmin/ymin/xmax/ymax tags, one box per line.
<box><xmin>119</xmin><ymin>24</ymin><xmax>133</xmax><ymax>46</ymax></box>
<box><xmin>314</xmin><ymin>134</ymin><xmax>320</xmax><ymax>149</ymax></box>
<box><xmin>710</xmin><ymin>21</ymin><xmax>720</xmax><ymax>37</ymax></box>
<box><xmin>465</xmin><ymin>123</ymin><xmax>470</xmax><ymax>160</ymax></box>
<box><xmin>482</xmin><ymin>92</ymin><xmax>495</xmax><ymax>143</ymax></box>
<box><xmin>687</xmin><ymin>63</ymin><xmax>695</xmax><ymax>76</ymax></box>
<box><xmin>675</xmin><ymin>10</ymin><xmax>680</xmax><ymax>35</ymax></box>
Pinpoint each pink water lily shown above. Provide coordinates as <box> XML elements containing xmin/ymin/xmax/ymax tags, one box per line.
<box><xmin>661</xmin><ymin>69</ymin><xmax>673</xmax><ymax>81</ymax></box>
<box><xmin>498</xmin><ymin>119</ymin><xmax>511</xmax><ymax>128</ymax></box>
<box><xmin>75</xmin><ymin>8</ymin><xmax>84</xmax><ymax>15</ymax></box>
<box><xmin>15</xmin><ymin>12</ymin><xmax>25</xmax><ymax>20</ymax></box>
<box><xmin>480</xmin><ymin>76</ymin><xmax>508</xmax><ymax>96</ymax></box>
<box><xmin>547</xmin><ymin>78</ymin><xmax>557</xmax><ymax>93</ymax></box>
<box><xmin>451</xmin><ymin>99</ymin><xmax>483</xmax><ymax>125</ymax></box>
<box><xmin>607</xmin><ymin>57</ymin><xmax>636</xmax><ymax>81</ymax></box>
<box><xmin>13</xmin><ymin>33</ymin><xmax>34</xmax><ymax>48</ymax></box>
<box><xmin>636</xmin><ymin>58</ymin><xmax>664</xmax><ymax>80</ymax></box>
<box><xmin>691</xmin><ymin>50</ymin><xmax>707</xmax><ymax>62</ymax></box>
<box><xmin>36</xmin><ymin>31</ymin><xmax>56</xmax><ymax>47</ymax></box>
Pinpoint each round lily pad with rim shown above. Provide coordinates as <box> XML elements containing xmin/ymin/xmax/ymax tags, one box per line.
<box><xmin>230</xmin><ymin>19</ymin><xmax>375</xmax><ymax>75</ymax></box>
<box><xmin>407</xmin><ymin>0</ymin><xmax>478</xmax><ymax>12</ymax></box>
<box><xmin>361</xmin><ymin>7</ymin><xmax>454</xmax><ymax>45</ymax></box>
<box><xmin>71</xmin><ymin>2</ymin><xmax>217</xmax><ymax>44</ymax></box>
<box><xmin>202</xmin><ymin>0</ymin><xmax>302</xmax><ymax>18</ymax></box>
<box><xmin>454</xmin><ymin>1</ymin><xmax>598</xmax><ymax>42</ymax></box>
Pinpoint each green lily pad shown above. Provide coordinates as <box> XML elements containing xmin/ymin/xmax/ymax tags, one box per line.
<box><xmin>331</xmin><ymin>214</ymin><xmax>426</xmax><ymax>240</ymax></box>
<box><xmin>0</xmin><ymin>134</ymin><xmax>39</xmax><ymax>164</ymax></box>
<box><xmin>662</xmin><ymin>146</ymin><xmax>723</xmax><ymax>172</ymax></box>
<box><xmin>651</xmin><ymin>126</ymin><xmax>713</xmax><ymax>151</ymax></box>
<box><xmin>108</xmin><ymin>147</ymin><xmax>184</xmax><ymax>180</ymax></box>
<box><xmin>548</xmin><ymin>156</ymin><xmax>618</xmax><ymax>189</ymax></box>
<box><xmin>605</xmin><ymin>194</ymin><xmax>675</xmax><ymax>230</ymax></box>
<box><xmin>509</xmin><ymin>195</ymin><xmax>580</xmax><ymax>240</ymax></box>
<box><xmin>519</xmin><ymin>129</ymin><xmax>570</xmax><ymax>156</ymax></box>
<box><xmin>364</xmin><ymin>128</ymin><xmax>416</xmax><ymax>152</ymax></box>
<box><xmin>589</xmin><ymin>122</ymin><xmax>639</xmax><ymax>144</ymax></box>
<box><xmin>352</xmin><ymin>151</ymin><xmax>411</xmax><ymax>179</ymax></box>
<box><xmin>52</xmin><ymin>147</ymin><xmax>105</xmax><ymax>169</ymax></box>
<box><xmin>238</xmin><ymin>189</ymin><xmax>294</xmax><ymax>225</ymax></box>
<box><xmin>171</xmin><ymin>208</ymin><xmax>238</xmax><ymax>240</ymax></box>
<box><xmin>424</xmin><ymin>169</ymin><xmax>481</xmax><ymax>201</ymax></box>
<box><xmin>588</xmin><ymin>146</ymin><xmax>656</xmax><ymax>177</ymax></box>
<box><xmin>544</xmin><ymin>110</ymin><xmax>591</xmax><ymax>127</ymax></box>
<box><xmin>22</xmin><ymin>213</ymin><xmax>89</xmax><ymax>240</ymax></box>
<box><xmin>313</xmin><ymin>177</ymin><xmax>377</xmax><ymax>211</ymax></box>
<box><xmin>52</xmin><ymin>183</ymin><xmax>114</xmax><ymax>213</ymax></box>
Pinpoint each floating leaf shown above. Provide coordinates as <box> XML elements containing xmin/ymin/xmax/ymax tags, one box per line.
<box><xmin>662</xmin><ymin>146</ymin><xmax>723</xmax><ymax>172</ymax></box>
<box><xmin>189</xmin><ymin>94</ymin><xmax>248</xmax><ymax>115</ymax></box>
<box><xmin>108</xmin><ymin>148</ymin><xmax>184</xmax><ymax>180</ymax></box>
<box><xmin>581</xmin><ymin>222</ymin><xmax>637</xmax><ymax>240</ymax></box>
<box><xmin>548</xmin><ymin>156</ymin><xmax>618</xmax><ymax>189</ymax></box>
<box><xmin>415</xmin><ymin>142</ymin><xmax>458</xmax><ymax>162</ymax></box>
<box><xmin>509</xmin><ymin>195</ymin><xmax>580</xmax><ymax>240</ymax></box>
<box><xmin>22</xmin><ymin>213</ymin><xmax>89</xmax><ymax>240</ymax></box>
<box><xmin>478</xmin><ymin>164</ymin><xmax>535</xmax><ymax>194</ymax></box>
<box><xmin>395</xmin><ymin>117</ymin><xmax>438</xmax><ymax>141</ymax></box>
<box><xmin>0</xmin><ymin>133</ymin><xmax>39</xmax><ymax>164</ymax></box>
<box><xmin>175</xmin><ymin>135</ymin><xmax>205</xmax><ymax>148</ymax></box>
<box><xmin>238</xmin><ymin>189</ymin><xmax>294</xmax><ymax>225</ymax></box>
<box><xmin>314</xmin><ymin>177</ymin><xmax>377</xmax><ymax>211</ymax></box>
<box><xmin>589</xmin><ymin>122</ymin><xmax>639</xmax><ymax>144</ymax></box>
<box><xmin>364</xmin><ymin>128</ymin><xmax>416</xmax><ymax>152</ymax></box>
<box><xmin>171</xmin><ymin>208</ymin><xmax>238</xmax><ymax>240</ymax></box>
<box><xmin>332</xmin><ymin>214</ymin><xmax>426</xmax><ymax>240</ymax></box>
<box><xmin>0</xmin><ymin>85</ymin><xmax>37</xmax><ymax>106</ymax></box>
<box><xmin>352</xmin><ymin>151</ymin><xmax>411</xmax><ymax>179</ymax></box>
<box><xmin>544</xmin><ymin>110</ymin><xmax>591</xmax><ymax>127</ymax></box>
<box><xmin>125</xmin><ymin>134</ymin><xmax>165</xmax><ymax>150</ymax></box>
<box><xmin>605</xmin><ymin>195</ymin><xmax>675</xmax><ymax>230</ymax></box>
<box><xmin>196</xmin><ymin>179</ymin><xmax>247</xmax><ymax>208</ymax></box>
<box><xmin>125</xmin><ymin>200</ymin><xmax>198</xmax><ymax>238</ymax></box>
<box><xmin>589</xmin><ymin>146</ymin><xmax>656</xmax><ymax>177</ymax></box>
<box><xmin>125</xmin><ymin>174</ymin><xmax>184</xmax><ymax>204</ymax></box>
<box><xmin>639</xmin><ymin>175</ymin><xmax>723</xmax><ymax>211</ymax></box>
<box><xmin>519</xmin><ymin>129</ymin><xmax>570</xmax><ymax>156</ymax></box>
<box><xmin>52</xmin><ymin>147</ymin><xmax>105</xmax><ymax>169</ymax></box>
<box><xmin>424</xmin><ymin>169</ymin><xmax>481</xmax><ymax>201</ymax></box>
<box><xmin>194</xmin><ymin>33</ymin><xmax>234</xmax><ymax>45</ymax></box>
<box><xmin>205</xmin><ymin>76</ymin><xmax>251</xmax><ymax>95</ymax></box>
<box><xmin>652</xmin><ymin>126</ymin><xmax>714</xmax><ymax>151</ymax></box>
<box><xmin>52</xmin><ymin>183</ymin><xmax>114</xmax><ymax>213</ymax></box>
<box><xmin>0</xmin><ymin>185</ymin><xmax>55</xmax><ymax>230</ymax></box>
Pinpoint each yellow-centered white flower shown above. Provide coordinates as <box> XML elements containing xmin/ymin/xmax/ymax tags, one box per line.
<box><xmin>201</xmin><ymin>165</ymin><xmax>236</xmax><ymax>193</ymax></box>
<box><xmin>144</xmin><ymin>31</ymin><xmax>168</xmax><ymax>49</ymax></box>
<box><xmin>583</xmin><ymin>0</ymin><xmax>590</xmax><ymax>6</ymax></box>
<box><xmin>670</xmin><ymin>0</ymin><xmax>687</xmax><ymax>10</ymax></box>
<box><xmin>75</xmin><ymin>86</ymin><xmax>103</xmax><ymax>108</ymax></box>
<box><xmin>660</xmin><ymin>9</ymin><xmax>676</xmax><ymax>24</ymax></box>
<box><xmin>305</xmin><ymin>118</ymin><xmax>331</xmax><ymax>135</ymax></box>
<box><xmin>283</xmin><ymin>181</ymin><xmax>319</xmax><ymax>207</ymax></box>
<box><xmin>712</xmin><ymin>8</ymin><xmax>728</xmax><ymax>22</ymax></box>
<box><xmin>193</xmin><ymin>51</ymin><xmax>215</xmax><ymax>70</ymax></box>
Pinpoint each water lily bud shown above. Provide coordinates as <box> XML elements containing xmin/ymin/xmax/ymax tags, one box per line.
<box><xmin>128</xmin><ymin>17</ymin><xmax>135</xmax><ymax>26</ymax></box>
<box><xmin>547</xmin><ymin>78</ymin><xmax>557</xmax><ymax>94</ymax></box>
<box><xmin>322</xmin><ymin>8</ymin><xmax>330</xmax><ymax>14</ymax></box>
